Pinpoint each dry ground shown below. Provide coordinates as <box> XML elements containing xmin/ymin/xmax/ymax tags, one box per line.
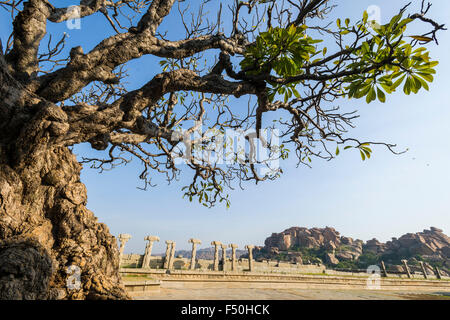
<box><xmin>132</xmin><ymin>288</ymin><xmax>450</xmax><ymax>300</ymax></box>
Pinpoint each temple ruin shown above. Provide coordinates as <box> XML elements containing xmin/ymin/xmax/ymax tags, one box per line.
<box><xmin>118</xmin><ymin>234</ymin><xmax>445</xmax><ymax>280</ymax></box>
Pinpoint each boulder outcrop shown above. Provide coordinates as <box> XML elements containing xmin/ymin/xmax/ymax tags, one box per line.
<box><xmin>264</xmin><ymin>226</ymin><xmax>364</xmax><ymax>262</ymax></box>
<box><xmin>366</xmin><ymin>227</ymin><xmax>450</xmax><ymax>261</ymax></box>
<box><xmin>265</xmin><ymin>227</ymin><xmax>344</xmax><ymax>250</ymax></box>
<box><xmin>261</xmin><ymin>226</ymin><xmax>449</xmax><ymax>274</ymax></box>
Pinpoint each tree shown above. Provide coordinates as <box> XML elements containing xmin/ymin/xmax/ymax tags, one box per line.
<box><xmin>0</xmin><ymin>0</ymin><xmax>444</xmax><ymax>299</ymax></box>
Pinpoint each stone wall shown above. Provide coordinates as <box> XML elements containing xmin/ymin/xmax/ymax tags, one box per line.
<box><xmin>121</xmin><ymin>254</ymin><xmax>144</xmax><ymax>268</ymax></box>
<box><xmin>121</xmin><ymin>269</ymin><xmax>450</xmax><ymax>294</ymax></box>
<box><xmin>120</xmin><ymin>254</ymin><xmax>326</xmax><ymax>274</ymax></box>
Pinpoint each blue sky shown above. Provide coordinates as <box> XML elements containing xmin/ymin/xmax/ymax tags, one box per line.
<box><xmin>1</xmin><ymin>1</ymin><xmax>449</xmax><ymax>254</ymax></box>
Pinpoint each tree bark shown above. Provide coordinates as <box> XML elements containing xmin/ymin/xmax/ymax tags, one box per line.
<box><xmin>0</xmin><ymin>43</ymin><xmax>129</xmax><ymax>299</ymax></box>
<box><xmin>0</xmin><ymin>146</ymin><xmax>128</xmax><ymax>299</ymax></box>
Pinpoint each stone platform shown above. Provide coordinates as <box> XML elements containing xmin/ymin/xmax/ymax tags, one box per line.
<box><xmin>121</xmin><ymin>268</ymin><xmax>450</xmax><ymax>298</ymax></box>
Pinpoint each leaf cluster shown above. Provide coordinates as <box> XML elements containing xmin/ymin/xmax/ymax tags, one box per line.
<box><xmin>343</xmin><ymin>12</ymin><xmax>438</xmax><ymax>104</ymax></box>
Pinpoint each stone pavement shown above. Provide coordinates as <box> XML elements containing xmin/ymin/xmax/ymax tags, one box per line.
<box><xmin>132</xmin><ymin>288</ymin><xmax>450</xmax><ymax>300</ymax></box>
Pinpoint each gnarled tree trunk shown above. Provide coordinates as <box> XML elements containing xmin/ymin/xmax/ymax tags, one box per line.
<box><xmin>0</xmin><ymin>52</ymin><xmax>128</xmax><ymax>299</ymax></box>
<box><xmin>0</xmin><ymin>145</ymin><xmax>128</xmax><ymax>299</ymax></box>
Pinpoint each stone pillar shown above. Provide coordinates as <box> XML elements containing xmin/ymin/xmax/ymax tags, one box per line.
<box><xmin>229</xmin><ymin>244</ymin><xmax>238</xmax><ymax>271</ymax></box>
<box><xmin>380</xmin><ymin>261</ymin><xmax>388</xmax><ymax>277</ymax></box>
<box><xmin>118</xmin><ymin>234</ymin><xmax>131</xmax><ymax>264</ymax></box>
<box><xmin>419</xmin><ymin>261</ymin><xmax>428</xmax><ymax>279</ymax></box>
<box><xmin>211</xmin><ymin>241</ymin><xmax>222</xmax><ymax>271</ymax></box>
<box><xmin>401</xmin><ymin>259</ymin><xmax>412</xmax><ymax>278</ymax></box>
<box><xmin>188</xmin><ymin>238</ymin><xmax>202</xmax><ymax>270</ymax></box>
<box><xmin>163</xmin><ymin>240</ymin><xmax>174</xmax><ymax>269</ymax></box>
<box><xmin>142</xmin><ymin>235</ymin><xmax>160</xmax><ymax>269</ymax></box>
<box><xmin>434</xmin><ymin>266</ymin><xmax>442</xmax><ymax>280</ymax></box>
<box><xmin>168</xmin><ymin>241</ymin><xmax>176</xmax><ymax>270</ymax></box>
<box><xmin>220</xmin><ymin>244</ymin><xmax>227</xmax><ymax>271</ymax></box>
<box><xmin>245</xmin><ymin>245</ymin><xmax>255</xmax><ymax>272</ymax></box>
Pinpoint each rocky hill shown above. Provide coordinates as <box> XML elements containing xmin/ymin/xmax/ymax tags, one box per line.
<box><xmin>254</xmin><ymin>226</ymin><xmax>450</xmax><ymax>275</ymax></box>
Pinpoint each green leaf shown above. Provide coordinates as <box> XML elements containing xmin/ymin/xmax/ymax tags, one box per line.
<box><xmin>417</xmin><ymin>72</ymin><xmax>434</xmax><ymax>82</ymax></box>
<box><xmin>409</xmin><ymin>35</ymin><xmax>433</xmax><ymax>43</ymax></box>
<box><xmin>354</xmin><ymin>84</ymin><xmax>371</xmax><ymax>99</ymax></box>
<box><xmin>411</xmin><ymin>75</ymin><xmax>422</xmax><ymax>93</ymax></box>
<box><xmin>377</xmin><ymin>87</ymin><xmax>386</xmax><ymax>103</ymax></box>
<box><xmin>389</xmin><ymin>14</ymin><xmax>402</xmax><ymax>28</ymax></box>
<box><xmin>397</xmin><ymin>18</ymin><xmax>413</xmax><ymax>29</ymax></box>
<box><xmin>415</xmin><ymin>75</ymin><xmax>430</xmax><ymax>91</ymax></box>
<box><xmin>404</xmin><ymin>77</ymin><xmax>412</xmax><ymax>95</ymax></box>
<box><xmin>361</xmin><ymin>146</ymin><xmax>372</xmax><ymax>153</ymax></box>
<box><xmin>392</xmin><ymin>74</ymin><xmax>406</xmax><ymax>90</ymax></box>
<box><xmin>292</xmin><ymin>87</ymin><xmax>301</xmax><ymax>98</ymax></box>
<box><xmin>366</xmin><ymin>87</ymin><xmax>377</xmax><ymax>104</ymax></box>
<box><xmin>363</xmin><ymin>11</ymin><xmax>369</xmax><ymax>23</ymax></box>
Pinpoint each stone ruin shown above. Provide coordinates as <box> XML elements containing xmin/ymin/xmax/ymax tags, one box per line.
<box><xmin>117</xmin><ymin>232</ymin><xmax>447</xmax><ymax>279</ymax></box>
<box><xmin>117</xmin><ymin>234</ymin><xmax>258</xmax><ymax>273</ymax></box>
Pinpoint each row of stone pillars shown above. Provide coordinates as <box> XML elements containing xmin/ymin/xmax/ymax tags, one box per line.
<box><xmin>399</xmin><ymin>259</ymin><xmax>442</xmax><ymax>279</ymax></box>
<box><xmin>119</xmin><ymin>234</ymin><xmax>163</xmax><ymax>269</ymax></box>
<box><xmin>121</xmin><ymin>235</ymin><xmax>444</xmax><ymax>278</ymax></box>
<box><xmin>118</xmin><ymin>234</ymin><xmax>256</xmax><ymax>271</ymax></box>
<box><xmin>209</xmin><ymin>241</ymin><xmax>251</xmax><ymax>271</ymax></box>
<box><xmin>379</xmin><ymin>259</ymin><xmax>442</xmax><ymax>279</ymax></box>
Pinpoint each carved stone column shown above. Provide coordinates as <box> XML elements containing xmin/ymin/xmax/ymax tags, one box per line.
<box><xmin>380</xmin><ymin>261</ymin><xmax>388</xmax><ymax>277</ymax></box>
<box><xmin>211</xmin><ymin>241</ymin><xmax>222</xmax><ymax>271</ymax></box>
<box><xmin>188</xmin><ymin>238</ymin><xmax>202</xmax><ymax>270</ymax></box>
<box><xmin>220</xmin><ymin>244</ymin><xmax>227</xmax><ymax>271</ymax></box>
<box><xmin>245</xmin><ymin>245</ymin><xmax>255</xmax><ymax>272</ymax></box>
<box><xmin>142</xmin><ymin>236</ymin><xmax>160</xmax><ymax>269</ymax></box>
<box><xmin>229</xmin><ymin>244</ymin><xmax>238</xmax><ymax>271</ymax></box>
<box><xmin>168</xmin><ymin>241</ymin><xmax>176</xmax><ymax>270</ymax></box>
<box><xmin>419</xmin><ymin>261</ymin><xmax>428</xmax><ymax>279</ymax></box>
<box><xmin>434</xmin><ymin>266</ymin><xmax>442</xmax><ymax>279</ymax></box>
<box><xmin>401</xmin><ymin>259</ymin><xmax>412</xmax><ymax>278</ymax></box>
<box><xmin>163</xmin><ymin>240</ymin><xmax>174</xmax><ymax>269</ymax></box>
<box><xmin>118</xmin><ymin>234</ymin><xmax>131</xmax><ymax>264</ymax></box>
